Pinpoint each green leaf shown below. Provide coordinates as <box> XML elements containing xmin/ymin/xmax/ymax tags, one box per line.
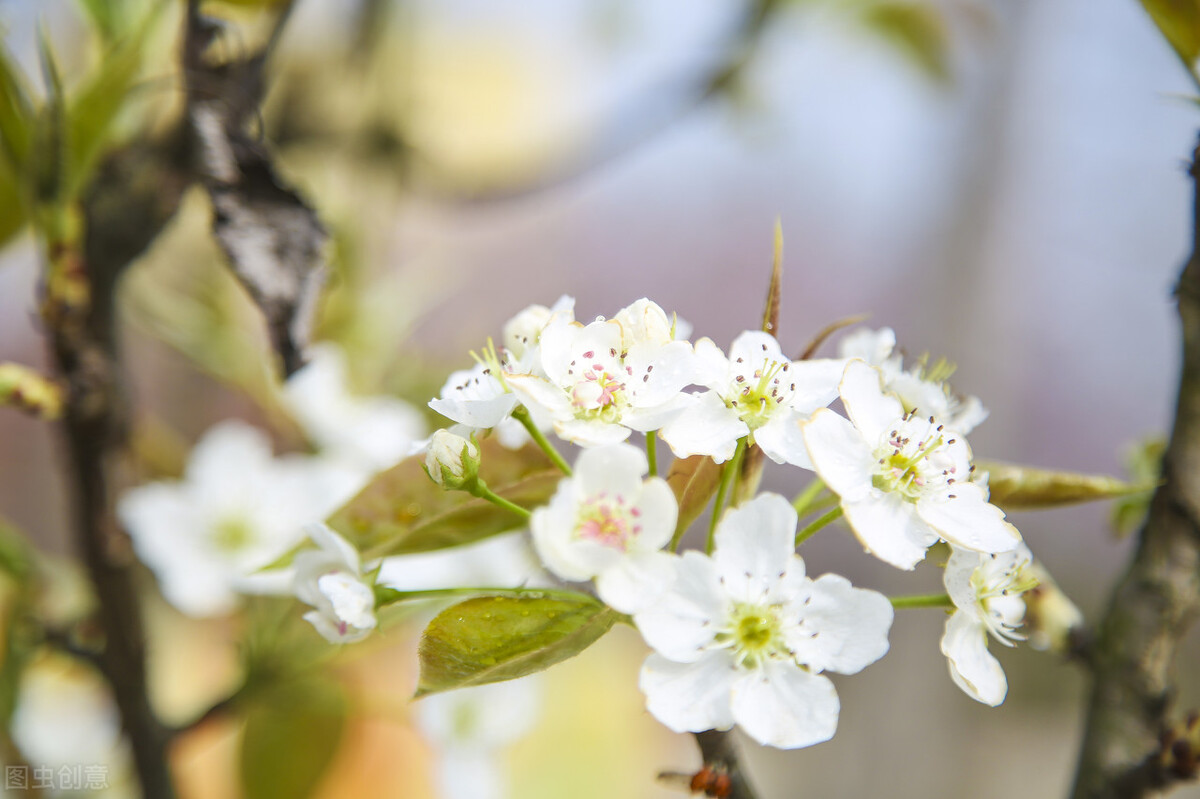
<box><xmin>1111</xmin><ymin>437</ymin><xmax>1166</xmax><ymax>537</ymax></box>
<box><xmin>1141</xmin><ymin>0</ymin><xmax>1200</xmax><ymax>84</ymax></box>
<box><xmin>328</xmin><ymin>439</ymin><xmax>559</xmax><ymax>557</ymax></box>
<box><xmin>980</xmin><ymin>460</ymin><xmax>1155</xmax><ymax>512</ymax></box>
<box><xmin>860</xmin><ymin>1</ymin><xmax>951</xmax><ymax>84</ymax></box>
<box><xmin>0</xmin><ymin>45</ymin><xmax>33</xmax><ymax>177</ymax></box>
<box><xmin>416</xmin><ymin>593</ymin><xmax>616</xmax><ymax>696</ymax></box>
<box><xmin>239</xmin><ymin>680</ymin><xmax>347</xmax><ymax>799</ymax></box>
<box><xmin>65</xmin><ymin>3</ymin><xmax>165</xmax><ymax>199</ymax></box>
<box><xmin>666</xmin><ymin>455</ymin><xmax>723</xmax><ymax>538</ymax></box>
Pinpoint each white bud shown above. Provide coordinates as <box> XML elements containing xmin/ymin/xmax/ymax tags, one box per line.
<box><xmin>425</xmin><ymin>429</ymin><xmax>481</xmax><ymax>489</ymax></box>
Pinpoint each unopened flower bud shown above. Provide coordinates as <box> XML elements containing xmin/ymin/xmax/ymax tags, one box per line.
<box><xmin>1022</xmin><ymin>562</ymin><xmax>1084</xmax><ymax>654</ymax></box>
<box><xmin>425</xmin><ymin>429</ymin><xmax>481</xmax><ymax>490</ymax></box>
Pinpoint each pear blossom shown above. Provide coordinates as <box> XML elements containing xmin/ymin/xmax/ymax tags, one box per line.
<box><xmin>294</xmin><ymin>522</ymin><xmax>378</xmax><ymax>643</ymax></box>
<box><xmin>416</xmin><ymin>676</ymin><xmax>543</xmax><ymax>799</ymax></box>
<box><xmin>612</xmin><ymin>297</ymin><xmax>692</xmax><ymax>349</ymax></box>
<box><xmin>530</xmin><ymin>443</ymin><xmax>677</xmax><ymax>613</ymax></box>
<box><xmin>503</xmin><ymin>294</ymin><xmax>576</xmax><ymax>366</ymax></box>
<box><xmin>282</xmin><ymin>342</ymin><xmax>426</xmax><ymax>473</ymax></box>
<box><xmin>941</xmin><ymin>544</ymin><xmax>1037</xmax><ymax>706</ymax></box>
<box><xmin>839</xmin><ymin>326</ymin><xmax>987</xmax><ymax>433</ymax></box>
<box><xmin>506</xmin><ymin>307</ymin><xmax>699</xmax><ymax>447</ymax></box>
<box><xmin>660</xmin><ymin>331</ymin><xmax>847</xmax><ymax>466</ymax></box>
<box><xmin>430</xmin><ymin>298</ymin><xmax>575</xmax><ymax>447</ymax></box>
<box><xmin>634</xmin><ymin>494</ymin><xmax>893</xmax><ymax>749</ymax></box>
<box><xmin>11</xmin><ymin>654</ymin><xmax>131</xmax><ymax>793</ymax></box>
<box><xmin>802</xmin><ymin>360</ymin><xmax>1021</xmax><ymax>570</ymax></box>
<box><xmin>117</xmin><ymin>420</ymin><xmax>362</xmax><ymax>617</ymax></box>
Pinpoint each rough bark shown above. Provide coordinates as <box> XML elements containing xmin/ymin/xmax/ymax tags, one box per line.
<box><xmin>1071</xmin><ymin>137</ymin><xmax>1200</xmax><ymax>798</ymax></box>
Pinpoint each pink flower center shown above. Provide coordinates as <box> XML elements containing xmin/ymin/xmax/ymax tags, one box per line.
<box><xmin>571</xmin><ymin>364</ymin><xmax>625</xmax><ymax>410</ymax></box>
<box><xmin>577</xmin><ymin>493</ymin><xmax>642</xmax><ymax>551</ymax></box>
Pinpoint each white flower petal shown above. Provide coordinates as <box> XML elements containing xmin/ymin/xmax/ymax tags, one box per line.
<box><xmin>941</xmin><ymin>610</ymin><xmax>1008</xmax><ymax>706</ymax></box>
<box><xmin>918</xmin><ymin>482</ymin><xmax>1021</xmax><ymax>555</ymax></box>
<box><xmin>801</xmin><ymin>409</ymin><xmax>874</xmax><ymax>501</ymax></box>
<box><xmin>943</xmin><ymin>547</ymin><xmax>982</xmax><ymax>610</ymax></box>
<box><xmin>553</xmin><ymin>418</ymin><xmax>633</xmax><ymax>447</ymax></box>
<box><xmin>728</xmin><ymin>331</ymin><xmax>785</xmax><ymax>365</ymax></box>
<box><xmin>624</xmin><ymin>340</ymin><xmax>698</xmax><ymax>406</ymax></box>
<box><xmin>838</xmin><ymin>327</ymin><xmax>896</xmax><ymax>365</ymax></box>
<box><xmin>574</xmin><ymin>444</ymin><xmax>648</xmax><ymax>500</ymax></box>
<box><xmin>659</xmin><ymin>391</ymin><xmax>747</xmax><ymax>462</ymax></box>
<box><xmin>596</xmin><ymin>550</ymin><xmax>678</xmax><ymax>614</ymax></box>
<box><xmin>842</xmin><ymin>493</ymin><xmax>938</xmax><ymax>570</ymax></box>
<box><xmin>730</xmin><ymin>662</ymin><xmax>840</xmax><ymax>749</ymax></box>
<box><xmin>786</xmin><ymin>574</ymin><xmax>892</xmax><ymax>675</ymax></box>
<box><xmin>633</xmin><ymin>477</ymin><xmax>679</xmax><ymax>551</ymax></box>
<box><xmin>634</xmin><ymin>552</ymin><xmax>726</xmax><ymax>662</ymax></box>
<box><xmin>640</xmin><ymin>652</ymin><xmax>737</xmax><ymax>734</ymax></box>
<box><xmin>692</xmin><ymin>337</ymin><xmax>731</xmax><ymax>389</ymax></box>
<box><xmin>783</xmin><ymin>358</ymin><xmax>849</xmax><ymax>416</ymax></box>
<box><xmin>504</xmin><ymin>373</ymin><xmax>573</xmax><ymax>421</ymax></box>
<box><xmin>838</xmin><ymin>361</ymin><xmax>904</xmax><ymax>445</ymax></box>
<box><xmin>530</xmin><ymin>484</ymin><xmax>595</xmax><ymax>583</ymax></box>
<box><xmin>713</xmin><ymin>494</ymin><xmax>798</xmax><ymax>603</ymax></box>
<box><xmin>753</xmin><ymin>410</ymin><xmax>814</xmax><ymax>468</ymax></box>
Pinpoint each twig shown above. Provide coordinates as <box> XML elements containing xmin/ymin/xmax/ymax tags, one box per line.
<box><xmin>1070</xmin><ymin>136</ymin><xmax>1200</xmax><ymax>798</ymax></box>
<box><xmin>695</xmin><ymin>730</ymin><xmax>760</xmax><ymax>799</ymax></box>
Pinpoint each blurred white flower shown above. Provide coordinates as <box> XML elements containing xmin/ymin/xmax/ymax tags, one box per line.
<box><xmin>117</xmin><ymin>420</ymin><xmax>361</xmax><ymax>617</ymax></box>
<box><xmin>839</xmin><ymin>327</ymin><xmax>987</xmax><ymax>433</ymax></box>
<box><xmin>506</xmin><ymin>307</ymin><xmax>699</xmax><ymax>447</ymax></box>
<box><xmin>416</xmin><ymin>676</ymin><xmax>543</xmax><ymax>799</ymax></box>
<box><xmin>282</xmin><ymin>343</ymin><xmax>426</xmax><ymax>473</ymax></box>
<box><xmin>294</xmin><ymin>522</ymin><xmax>377</xmax><ymax>644</ymax></box>
<box><xmin>634</xmin><ymin>494</ymin><xmax>892</xmax><ymax>749</ymax></box>
<box><xmin>530</xmin><ymin>443</ymin><xmax>677</xmax><ymax>613</ymax></box>
<box><xmin>660</xmin><ymin>331</ymin><xmax>846</xmax><ymax>466</ymax></box>
<box><xmin>802</xmin><ymin>361</ymin><xmax>1020</xmax><ymax>570</ymax></box>
<box><xmin>11</xmin><ymin>654</ymin><xmax>130</xmax><ymax>795</ymax></box>
<box><xmin>941</xmin><ymin>545</ymin><xmax>1036</xmax><ymax>706</ymax></box>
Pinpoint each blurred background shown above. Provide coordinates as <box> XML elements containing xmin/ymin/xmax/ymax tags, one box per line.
<box><xmin>0</xmin><ymin>0</ymin><xmax>1198</xmax><ymax>797</ymax></box>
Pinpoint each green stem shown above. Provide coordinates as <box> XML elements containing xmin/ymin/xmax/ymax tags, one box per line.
<box><xmin>794</xmin><ymin>505</ymin><xmax>843</xmax><ymax>546</ymax></box>
<box><xmin>708</xmin><ymin>439</ymin><xmax>747</xmax><ymax>554</ymax></box>
<box><xmin>890</xmin><ymin>593</ymin><xmax>953</xmax><ymax>610</ymax></box>
<box><xmin>791</xmin><ymin>478</ymin><xmax>826</xmax><ymax>516</ymax></box>
<box><xmin>646</xmin><ymin>431</ymin><xmax>658</xmax><ymax>477</ymax></box>
<box><xmin>472</xmin><ymin>481</ymin><xmax>532</xmax><ymax>519</ymax></box>
<box><xmin>513</xmin><ymin>406</ymin><xmax>572</xmax><ymax>475</ymax></box>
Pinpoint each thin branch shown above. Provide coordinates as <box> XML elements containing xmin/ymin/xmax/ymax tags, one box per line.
<box><xmin>695</xmin><ymin>730</ymin><xmax>760</xmax><ymax>799</ymax></box>
<box><xmin>1070</xmin><ymin>135</ymin><xmax>1200</xmax><ymax>799</ymax></box>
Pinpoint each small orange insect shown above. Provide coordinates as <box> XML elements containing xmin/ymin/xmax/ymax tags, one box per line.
<box><xmin>657</xmin><ymin>764</ymin><xmax>733</xmax><ymax>798</ymax></box>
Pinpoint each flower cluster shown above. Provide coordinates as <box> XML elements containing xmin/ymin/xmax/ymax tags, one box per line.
<box><xmin>409</xmin><ymin>300</ymin><xmax>1076</xmax><ymax>752</ymax></box>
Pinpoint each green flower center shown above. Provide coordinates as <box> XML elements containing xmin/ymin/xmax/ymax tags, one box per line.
<box><xmin>715</xmin><ymin>602</ymin><xmax>789</xmax><ymax>669</ymax></box>
<box><xmin>726</xmin><ymin>358</ymin><xmax>791</xmax><ymax>429</ymax></box>
<box><xmin>213</xmin><ymin>515</ymin><xmax>255</xmax><ymax>553</ymax></box>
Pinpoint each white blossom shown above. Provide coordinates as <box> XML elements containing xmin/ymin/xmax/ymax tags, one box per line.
<box><xmin>503</xmin><ymin>295</ymin><xmax>575</xmax><ymax>366</ymax></box>
<box><xmin>282</xmin><ymin>342</ymin><xmax>426</xmax><ymax>473</ymax></box>
<box><xmin>507</xmin><ymin>306</ymin><xmax>699</xmax><ymax>447</ymax></box>
<box><xmin>11</xmin><ymin>654</ymin><xmax>130</xmax><ymax>791</ymax></box>
<box><xmin>660</xmin><ymin>331</ymin><xmax>847</xmax><ymax>466</ymax></box>
<box><xmin>117</xmin><ymin>421</ymin><xmax>361</xmax><ymax>617</ymax></box>
<box><xmin>839</xmin><ymin>327</ymin><xmax>987</xmax><ymax>433</ymax></box>
<box><xmin>293</xmin><ymin>522</ymin><xmax>377</xmax><ymax>643</ymax></box>
<box><xmin>802</xmin><ymin>360</ymin><xmax>1021</xmax><ymax>570</ymax></box>
<box><xmin>941</xmin><ymin>544</ymin><xmax>1037</xmax><ymax>706</ymax></box>
<box><xmin>634</xmin><ymin>494</ymin><xmax>892</xmax><ymax>749</ymax></box>
<box><xmin>530</xmin><ymin>443</ymin><xmax>677</xmax><ymax>612</ymax></box>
